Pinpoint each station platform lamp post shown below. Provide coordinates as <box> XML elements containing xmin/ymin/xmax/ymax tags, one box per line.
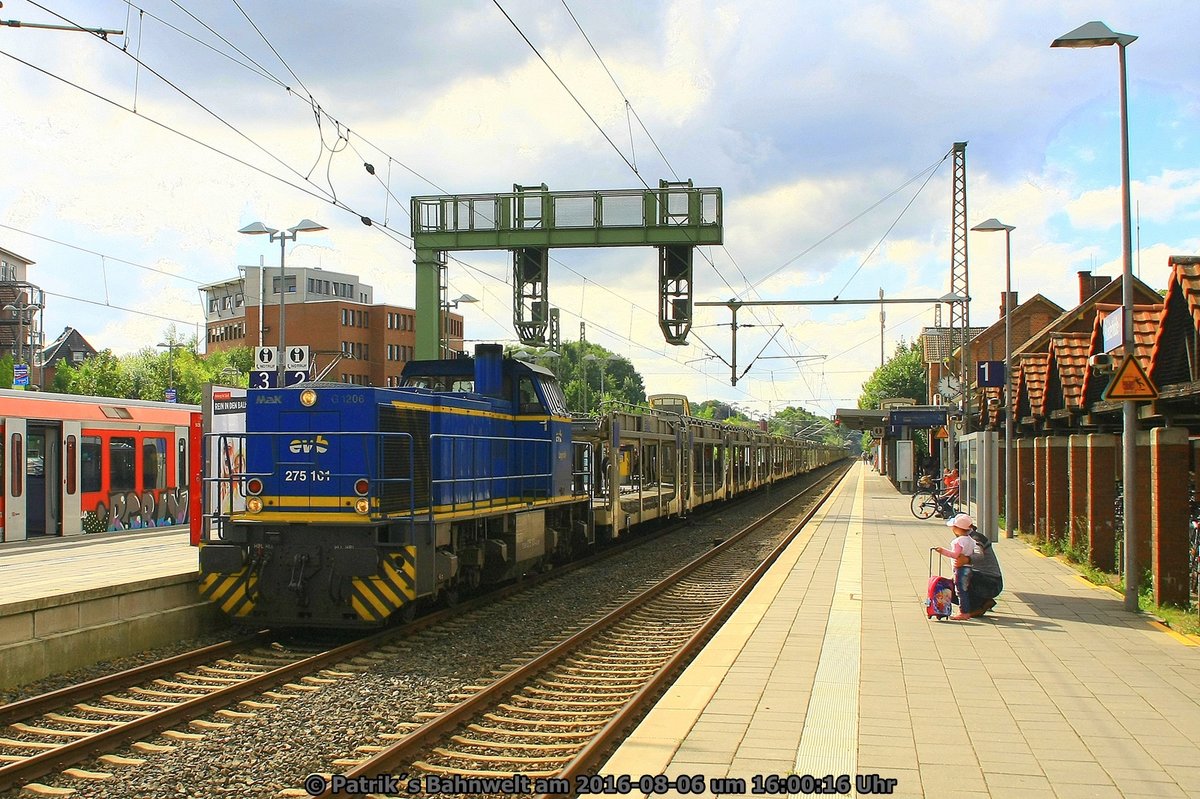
<box><xmin>238</xmin><ymin>219</ymin><xmax>326</xmax><ymax>384</ymax></box>
<box><xmin>157</xmin><ymin>340</ymin><xmax>183</xmax><ymax>401</ymax></box>
<box><xmin>441</xmin><ymin>294</ymin><xmax>477</xmax><ymax>357</ymax></box>
<box><xmin>971</xmin><ymin>218</ymin><xmax>1015</xmax><ymax>538</ymax></box>
<box><xmin>1052</xmin><ymin>20</ymin><xmax>1138</xmax><ymax>611</ymax></box>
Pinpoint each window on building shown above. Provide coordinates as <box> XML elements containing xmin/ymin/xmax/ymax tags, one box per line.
<box><xmin>209</xmin><ymin>298</ymin><xmax>218</xmax><ymax>312</ymax></box>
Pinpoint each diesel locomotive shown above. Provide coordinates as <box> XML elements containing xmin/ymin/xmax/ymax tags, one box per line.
<box><xmin>198</xmin><ymin>345</ymin><xmax>842</xmax><ymax>627</ymax></box>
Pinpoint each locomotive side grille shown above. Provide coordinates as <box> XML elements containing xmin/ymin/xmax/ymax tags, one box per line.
<box><xmin>379</xmin><ymin>405</ymin><xmax>431</xmax><ymax>512</ymax></box>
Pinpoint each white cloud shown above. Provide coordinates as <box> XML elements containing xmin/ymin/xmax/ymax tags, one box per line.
<box><xmin>2</xmin><ymin>0</ymin><xmax>1199</xmax><ymax>417</ymax></box>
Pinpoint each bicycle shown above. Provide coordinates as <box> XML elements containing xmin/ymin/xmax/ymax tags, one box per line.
<box><xmin>910</xmin><ymin>476</ymin><xmax>960</xmax><ymax>520</ymax></box>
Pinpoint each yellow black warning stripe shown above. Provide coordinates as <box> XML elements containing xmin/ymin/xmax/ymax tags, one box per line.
<box><xmin>349</xmin><ymin>547</ymin><xmax>417</xmax><ymax>623</ymax></box>
<box><xmin>199</xmin><ymin>569</ymin><xmax>258</xmax><ymax>618</ymax></box>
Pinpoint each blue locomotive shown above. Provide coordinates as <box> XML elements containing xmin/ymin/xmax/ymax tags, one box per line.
<box><xmin>199</xmin><ymin>345</ymin><xmax>843</xmax><ymax>628</ymax></box>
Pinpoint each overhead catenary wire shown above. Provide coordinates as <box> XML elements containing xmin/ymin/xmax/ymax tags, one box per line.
<box><xmin>7</xmin><ymin>3</ymin><xmax>833</xmax><ymax>411</ymax></box>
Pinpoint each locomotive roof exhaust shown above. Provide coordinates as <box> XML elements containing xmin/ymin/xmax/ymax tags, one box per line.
<box><xmin>474</xmin><ymin>343</ymin><xmax>504</xmax><ymax>397</ymax></box>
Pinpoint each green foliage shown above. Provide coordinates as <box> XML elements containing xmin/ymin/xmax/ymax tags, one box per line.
<box><xmin>692</xmin><ymin>400</ymin><xmax>754</xmax><ymax>426</ymax></box>
<box><xmin>858</xmin><ymin>339</ymin><xmax>927</xmax><ymax>410</ymax></box>
<box><xmin>0</xmin><ymin>353</ymin><xmax>11</xmax><ymax>389</ymax></box>
<box><xmin>40</xmin><ymin>325</ymin><xmax>254</xmax><ymax>404</ymax></box>
<box><xmin>506</xmin><ymin>341</ymin><xmax>646</xmax><ymax>412</ymax></box>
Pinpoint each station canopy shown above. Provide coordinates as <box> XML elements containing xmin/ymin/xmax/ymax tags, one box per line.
<box><xmin>835</xmin><ymin>406</ymin><xmax>948</xmax><ymax>435</ymax></box>
<box><xmin>834</xmin><ymin>409</ymin><xmax>888</xmax><ymax>431</ymax></box>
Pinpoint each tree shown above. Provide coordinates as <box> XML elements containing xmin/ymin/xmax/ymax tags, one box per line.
<box><xmin>858</xmin><ymin>339</ymin><xmax>926</xmax><ymax>410</ymax></box>
<box><xmin>56</xmin><ymin>350</ymin><xmax>133</xmax><ymax>398</ymax></box>
<box><xmin>510</xmin><ymin>341</ymin><xmax>646</xmax><ymax>412</ymax></box>
<box><xmin>46</xmin><ymin>331</ymin><xmax>253</xmax><ymax>404</ymax></box>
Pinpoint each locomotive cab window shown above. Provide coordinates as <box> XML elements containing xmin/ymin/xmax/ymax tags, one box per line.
<box><xmin>542</xmin><ymin>380</ymin><xmax>568</xmax><ymax>416</ymax></box>
<box><xmin>517</xmin><ymin>378</ymin><xmax>543</xmax><ymax>414</ymax></box>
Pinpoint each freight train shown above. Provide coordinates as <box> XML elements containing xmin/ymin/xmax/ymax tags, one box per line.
<box><xmin>197</xmin><ymin>345</ymin><xmax>843</xmax><ymax>627</ymax></box>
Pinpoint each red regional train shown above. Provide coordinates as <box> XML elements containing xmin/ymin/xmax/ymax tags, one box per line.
<box><xmin>0</xmin><ymin>389</ymin><xmax>195</xmax><ymax>542</ymax></box>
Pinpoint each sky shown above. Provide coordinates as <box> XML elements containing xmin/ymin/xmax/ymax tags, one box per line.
<box><xmin>1</xmin><ymin>0</ymin><xmax>1197</xmax><ymax>417</ymax></box>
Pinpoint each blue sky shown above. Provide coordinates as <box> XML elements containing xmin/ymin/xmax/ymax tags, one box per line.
<box><xmin>1</xmin><ymin>0</ymin><xmax>1197</xmax><ymax>416</ymax></box>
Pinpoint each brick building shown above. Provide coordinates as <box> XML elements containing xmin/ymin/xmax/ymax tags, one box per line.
<box><xmin>200</xmin><ymin>265</ymin><xmax>463</xmax><ymax>386</ymax></box>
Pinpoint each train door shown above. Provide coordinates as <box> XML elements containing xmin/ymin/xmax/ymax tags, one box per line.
<box><xmin>175</xmin><ymin>426</ymin><xmax>189</xmax><ymax>524</ymax></box>
<box><xmin>3</xmin><ymin>417</ymin><xmax>27</xmax><ymax>542</ymax></box>
<box><xmin>25</xmin><ymin>424</ymin><xmax>62</xmax><ymax>536</ymax></box>
<box><xmin>62</xmin><ymin>422</ymin><xmax>82</xmax><ymax>535</ymax></box>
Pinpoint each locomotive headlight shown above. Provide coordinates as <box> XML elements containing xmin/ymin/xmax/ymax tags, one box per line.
<box><xmin>300</xmin><ymin>389</ymin><xmax>318</xmax><ymax>407</ymax></box>
<box><xmin>354</xmin><ymin>498</ymin><xmax>370</xmax><ymax>514</ymax></box>
<box><xmin>246</xmin><ymin>496</ymin><xmax>264</xmax><ymax>514</ymax></box>
<box><xmin>247</xmin><ymin>478</ymin><xmax>263</xmax><ymax>496</ymax></box>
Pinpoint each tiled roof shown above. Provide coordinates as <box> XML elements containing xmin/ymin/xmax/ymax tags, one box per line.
<box><xmin>1149</xmin><ymin>256</ymin><xmax>1200</xmax><ymax>386</ymax></box>
<box><xmin>1080</xmin><ymin>302</ymin><xmax>1164</xmax><ymax>406</ymax></box>
<box><xmin>1015</xmin><ymin>352</ymin><xmax>1049</xmax><ymax>421</ymax></box>
<box><xmin>977</xmin><ymin>385</ymin><xmax>1003</xmax><ymax>428</ymax></box>
<box><xmin>969</xmin><ymin>294</ymin><xmax>1065</xmax><ymax>347</ymax></box>
<box><xmin>921</xmin><ymin>326</ymin><xmax>987</xmax><ymax>363</ymax></box>
<box><xmin>1042</xmin><ymin>332</ymin><xmax>1091</xmax><ymax>414</ymax></box>
<box><xmin>1013</xmin><ymin>274</ymin><xmax>1161</xmax><ymax>356</ymax></box>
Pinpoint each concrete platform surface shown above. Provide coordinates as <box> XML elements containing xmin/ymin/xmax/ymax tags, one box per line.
<box><xmin>0</xmin><ymin>527</ymin><xmax>196</xmax><ymax>608</ymax></box>
<box><xmin>603</xmin><ymin>462</ymin><xmax>1200</xmax><ymax>799</ymax></box>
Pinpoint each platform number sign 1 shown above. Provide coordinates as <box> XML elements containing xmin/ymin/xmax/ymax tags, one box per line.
<box><xmin>977</xmin><ymin>360</ymin><xmax>1005</xmax><ymax>388</ymax></box>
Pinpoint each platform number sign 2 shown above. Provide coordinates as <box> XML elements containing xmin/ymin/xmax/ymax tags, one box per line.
<box><xmin>977</xmin><ymin>360</ymin><xmax>1005</xmax><ymax>388</ymax></box>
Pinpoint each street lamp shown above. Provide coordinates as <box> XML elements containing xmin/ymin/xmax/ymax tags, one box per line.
<box><xmin>157</xmin><ymin>341</ymin><xmax>183</xmax><ymax>401</ymax></box>
<box><xmin>238</xmin><ymin>219</ymin><xmax>327</xmax><ymax>384</ymax></box>
<box><xmin>440</xmin><ymin>294</ymin><xmax>477</xmax><ymax>357</ymax></box>
<box><xmin>1053</xmin><ymin>20</ymin><xmax>1139</xmax><ymax>611</ymax></box>
<box><xmin>972</xmin><ymin>218</ymin><xmax>1015</xmax><ymax>539</ymax></box>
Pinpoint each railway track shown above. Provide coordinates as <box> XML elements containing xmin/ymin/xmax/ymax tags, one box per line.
<box><xmin>0</xmin><ymin>633</ymin><xmax>388</xmax><ymax>793</ymax></box>
<box><xmin>306</xmin><ymin>463</ymin><xmax>849</xmax><ymax>798</ymax></box>
<box><xmin>2</xmin><ymin>465</ymin><xmax>846</xmax><ymax>797</ymax></box>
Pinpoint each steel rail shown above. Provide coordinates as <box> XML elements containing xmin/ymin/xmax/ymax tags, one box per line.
<box><xmin>316</xmin><ymin>463</ymin><xmax>850</xmax><ymax>798</ymax></box>
<box><xmin>544</xmin><ymin>465</ymin><xmax>849</xmax><ymax>795</ymax></box>
<box><xmin>0</xmin><ymin>632</ymin><xmax>273</xmax><ymax>727</ymax></box>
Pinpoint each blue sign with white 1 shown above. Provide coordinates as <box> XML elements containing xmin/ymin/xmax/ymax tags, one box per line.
<box><xmin>977</xmin><ymin>360</ymin><xmax>1006</xmax><ymax>388</ymax></box>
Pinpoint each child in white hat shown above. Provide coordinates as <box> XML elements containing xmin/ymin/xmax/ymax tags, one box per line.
<box><xmin>934</xmin><ymin>513</ymin><xmax>979</xmax><ymax>621</ymax></box>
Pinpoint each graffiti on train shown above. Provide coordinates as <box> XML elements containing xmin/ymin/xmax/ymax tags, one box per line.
<box><xmin>84</xmin><ymin>487</ymin><xmax>190</xmax><ymax>532</ymax></box>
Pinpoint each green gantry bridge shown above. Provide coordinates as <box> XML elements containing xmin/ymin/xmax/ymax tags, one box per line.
<box><xmin>410</xmin><ymin>181</ymin><xmax>722</xmax><ymax>359</ymax></box>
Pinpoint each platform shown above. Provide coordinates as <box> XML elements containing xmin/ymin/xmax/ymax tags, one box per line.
<box><xmin>603</xmin><ymin>462</ymin><xmax>1200</xmax><ymax>798</ymax></box>
<box><xmin>0</xmin><ymin>528</ymin><xmax>218</xmax><ymax>691</ymax></box>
